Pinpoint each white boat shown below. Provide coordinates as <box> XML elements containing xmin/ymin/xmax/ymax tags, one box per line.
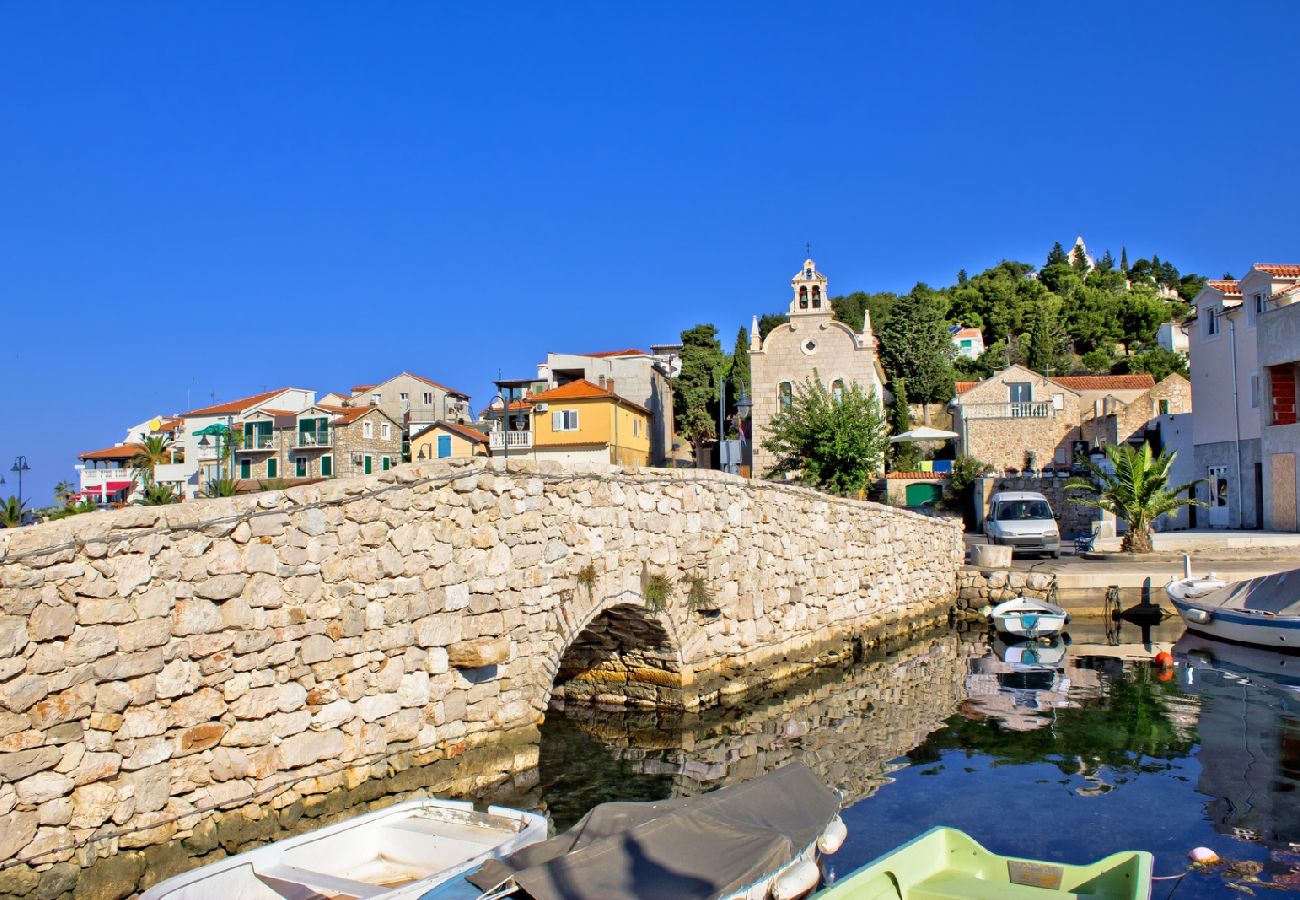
<box><xmin>1168</xmin><ymin>567</ymin><xmax>1300</xmax><ymax>650</ymax></box>
<box><xmin>141</xmin><ymin>798</ymin><xmax>547</xmax><ymax>900</ymax></box>
<box><xmin>988</xmin><ymin>597</ymin><xmax>1070</xmax><ymax>639</ymax></box>
<box><xmin>1165</xmin><ymin>570</ymin><xmax>1227</xmax><ymax>602</ymax></box>
<box><xmin>993</xmin><ymin>634</ymin><xmax>1068</xmax><ymax>668</ymax></box>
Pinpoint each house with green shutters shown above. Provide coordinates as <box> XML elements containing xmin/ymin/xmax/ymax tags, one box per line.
<box><xmin>231</xmin><ymin>403</ymin><xmax>402</xmax><ymax>484</ymax></box>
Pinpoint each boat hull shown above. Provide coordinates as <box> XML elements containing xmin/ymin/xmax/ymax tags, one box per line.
<box><xmin>989</xmin><ymin>598</ymin><xmax>1070</xmax><ymax>639</ymax></box>
<box><xmin>1172</xmin><ymin>597</ymin><xmax>1300</xmax><ymax>650</ymax></box>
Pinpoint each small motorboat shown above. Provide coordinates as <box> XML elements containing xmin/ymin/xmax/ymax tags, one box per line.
<box><xmin>463</xmin><ymin>763</ymin><xmax>846</xmax><ymax>900</ymax></box>
<box><xmin>1168</xmin><ymin>567</ymin><xmax>1300</xmax><ymax>650</ymax></box>
<box><xmin>1165</xmin><ymin>567</ymin><xmax>1227</xmax><ymax>603</ymax></box>
<box><xmin>988</xmin><ymin>597</ymin><xmax>1070</xmax><ymax>639</ymax></box>
<box><xmin>993</xmin><ymin>634</ymin><xmax>1068</xmax><ymax>668</ymax></box>
<box><xmin>814</xmin><ymin>827</ymin><xmax>1152</xmax><ymax>899</ymax></box>
<box><xmin>140</xmin><ymin>798</ymin><xmax>547</xmax><ymax>900</ymax></box>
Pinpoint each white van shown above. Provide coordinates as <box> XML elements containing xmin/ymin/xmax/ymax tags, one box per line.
<box><xmin>984</xmin><ymin>491</ymin><xmax>1061</xmax><ymax>558</ymax></box>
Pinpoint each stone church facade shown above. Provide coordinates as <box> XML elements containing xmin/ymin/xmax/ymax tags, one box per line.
<box><xmin>749</xmin><ymin>258</ymin><xmax>886</xmax><ymax>477</ymax></box>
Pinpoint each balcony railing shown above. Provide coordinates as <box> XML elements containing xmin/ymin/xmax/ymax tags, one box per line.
<box><xmin>490</xmin><ymin>430</ymin><xmax>533</xmax><ymax>450</ymax></box>
<box><xmin>240</xmin><ymin>433</ymin><xmax>276</xmax><ymax>450</ymax></box>
<box><xmin>296</xmin><ymin>429</ymin><xmax>331</xmax><ymax>448</ymax></box>
<box><xmin>959</xmin><ymin>401</ymin><xmax>1055</xmax><ymax>420</ymax></box>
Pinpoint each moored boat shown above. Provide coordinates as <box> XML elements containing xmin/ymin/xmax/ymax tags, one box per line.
<box><xmin>140</xmin><ymin>798</ymin><xmax>547</xmax><ymax>900</ymax></box>
<box><xmin>1167</xmin><ymin>568</ymin><xmax>1300</xmax><ymax>650</ymax></box>
<box><xmin>993</xmin><ymin>634</ymin><xmax>1068</xmax><ymax>668</ymax></box>
<box><xmin>813</xmin><ymin>827</ymin><xmax>1152</xmax><ymax>899</ymax></box>
<box><xmin>463</xmin><ymin>763</ymin><xmax>846</xmax><ymax>900</ymax></box>
<box><xmin>989</xmin><ymin>597</ymin><xmax>1070</xmax><ymax>639</ymax></box>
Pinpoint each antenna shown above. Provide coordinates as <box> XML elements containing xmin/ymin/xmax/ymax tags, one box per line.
<box><xmin>805</xmin><ymin>242</ymin><xmax>812</xmax><ymax>258</ymax></box>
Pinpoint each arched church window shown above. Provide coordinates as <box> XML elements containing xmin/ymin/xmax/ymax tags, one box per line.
<box><xmin>798</xmin><ymin>286</ymin><xmax>808</xmax><ymax>309</ymax></box>
<box><xmin>831</xmin><ymin>379</ymin><xmax>845</xmax><ymax>402</ymax></box>
<box><xmin>778</xmin><ymin>382</ymin><xmax>793</xmax><ymax>412</ymax></box>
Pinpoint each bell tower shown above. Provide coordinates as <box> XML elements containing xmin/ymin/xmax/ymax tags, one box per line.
<box><xmin>789</xmin><ymin>258</ymin><xmax>829</xmax><ymax>316</ymax></box>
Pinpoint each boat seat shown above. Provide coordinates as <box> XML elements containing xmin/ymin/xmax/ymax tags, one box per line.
<box><xmin>254</xmin><ymin>864</ymin><xmax>386</xmax><ymax>899</ymax></box>
<box><xmin>910</xmin><ymin>871</ymin><xmax>1083</xmax><ymax>900</ymax></box>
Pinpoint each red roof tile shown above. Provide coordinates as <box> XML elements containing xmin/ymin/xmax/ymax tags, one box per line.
<box><xmin>885</xmin><ymin>472</ymin><xmax>946</xmax><ymax>479</ymax></box>
<box><xmin>582</xmin><ymin>348</ymin><xmax>650</xmax><ymax>358</ymax></box>
<box><xmin>1255</xmin><ymin>264</ymin><xmax>1300</xmax><ymax>278</ymax></box>
<box><xmin>182</xmin><ymin>388</ymin><xmax>294</xmax><ymax>417</ymax></box>
<box><xmin>413</xmin><ymin>420</ymin><xmax>488</xmax><ymax>444</ymax></box>
<box><xmin>79</xmin><ymin>444</ymin><xmax>143</xmax><ymax>461</ymax></box>
<box><xmin>952</xmin><ymin>328</ymin><xmax>981</xmax><ymax>339</ymax></box>
<box><xmin>1206</xmin><ymin>279</ymin><xmax>1241</xmax><ymax>295</ymax></box>
<box><xmin>1053</xmin><ymin>374</ymin><xmax>1155</xmax><ymax>391</ymax></box>
<box><xmin>954</xmin><ymin>381</ymin><xmax>978</xmax><ymax>394</ymax></box>
<box><xmin>528</xmin><ymin>379</ymin><xmax>651</xmax><ymax>415</ymax></box>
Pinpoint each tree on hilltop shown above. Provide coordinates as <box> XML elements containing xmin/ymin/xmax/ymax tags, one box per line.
<box><xmin>1046</xmin><ymin>242</ymin><xmax>1070</xmax><ymax>268</ymax></box>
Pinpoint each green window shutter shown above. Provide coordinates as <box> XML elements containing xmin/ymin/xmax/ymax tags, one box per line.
<box><xmin>382</xmin><ymin>457</ymin><xmax>390</xmax><ymax>471</ymax></box>
<box><xmin>363</xmin><ymin>456</ymin><xmax>372</xmax><ymax>474</ymax></box>
<box><xmin>321</xmin><ymin>456</ymin><xmax>332</xmax><ymax>477</ymax></box>
<box><xmin>267</xmin><ymin>458</ymin><xmax>277</xmax><ymax>479</ymax></box>
<box><xmin>243</xmin><ymin>423</ymin><xmax>253</xmax><ymax>444</ymax></box>
<box><xmin>240</xmin><ymin>459</ymin><xmax>250</xmax><ymax>479</ymax></box>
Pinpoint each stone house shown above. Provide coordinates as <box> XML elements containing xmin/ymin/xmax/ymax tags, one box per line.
<box><xmin>950</xmin><ymin>365</ymin><xmax>1189</xmax><ymax>473</ymax></box>
<box><xmin>347</xmin><ymin>372</ymin><xmax>472</xmax><ymax>433</ymax></box>
<box><xmin>749</xmin><ymin>258</ymin><xmax>886</xmax><ymax>477</ymax></box>
<box><xmin>410</xmin><ymin>420</ymin><xmax>489</xmax><ymax>462</ymax></box>
<box><xmin>232</xmin><ymin>404</ymin><xmax>403</xmax><ymax>482</ymax></box>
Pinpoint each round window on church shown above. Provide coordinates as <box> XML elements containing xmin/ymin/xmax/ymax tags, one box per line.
<box><xmin>801</xmin><ymin>339</ymin><xmax>817</xmax><ymax>355</ymax></box>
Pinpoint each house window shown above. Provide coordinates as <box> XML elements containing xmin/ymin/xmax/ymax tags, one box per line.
<box><xmin>1250</xmin><ymin>292</ymin><xmax>1266</xmax><ymax>325</ymax></box>
<box><xmin>437</xmin><ymin>435</ymin><xmax>451</xmax><ymax>458</ymax></box>
<box><xmin>371</xmin><ymin>392</ymin><xmax>381</xmax><ymax>406</ymax></box>
<box><xmin>381</xmin><ymin>422</ymin><xmax>391</xmax><ymax>440</ymax></box>
<box><xmin>552</xmin><ymin>409</ymin><xmax>580</xmax><ymax>431</ymax></box>
<box><xmin>321</xmin><ymin>455</ymin><xmax>333</xmax><ymax>477</ymax></box>
<box><xmin>364</xmin><ymin>420</ymin><xmax>374</xmax><ymax>439</ymax></box>
<box><xmin>399</xmin><ymin>392</ymin><xmax>408</xmax><ymax>403</ymax></box>
<box><xmin>267</xmin><ymin>458</ymin><xmax>278</xmax><ymax>479</ymax></box>
<box><xmin>778</xmin><ymin>382</ymin><xmax>793</xmax><ymax>412</ymax></box>
<box><xmin>1252</xmin><ymin>375</ymin><xmax>1261</xmax><ymax>409</ymax></box>
<box><xmin>381</xmin><ymin>457</ymin><xmax>390</xmax><ymax>471</ymax></box>
<box><xmin>1158</xmin><ymin>399</ymin><xmax>1170</xmax><ymax>415</ymax></box>
<box><xmin>632</xmin><ymin>418</ymin><xmax>640</xmax><ymax>437</ymax></box>
<box><xmin>295</xmin><ymin>457</ymin><xmax>307</xmax><ymax>477</ymax></box>
<box><xmin>831</xmin><ymin>379</ymin><xmax>845</xmax><ymax>403</ymax></box>
<box><xmin>423</xmin><ymin>392</ymin><xmax>433</xmax><ymax>405</ymax></box>
<box><xmin>1205</xmin><ymin>308</ymin><xmax>1220</xmax><ymax>337</ymax></box>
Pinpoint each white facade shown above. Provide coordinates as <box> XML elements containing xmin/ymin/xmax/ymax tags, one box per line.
<box><xmin>178</xmin><ymin>388</ymin><xmax>316</xmax><ymax>495</ymax></box>
<box><xmin>1157</xmin><ymin>322</ymin><xmax>1190</xmax><ymax>355</ymax></box>
<box><xmin>951</xmin><ymin>327</ymin><xmax>985</xmax><ymax>360</ymax></box>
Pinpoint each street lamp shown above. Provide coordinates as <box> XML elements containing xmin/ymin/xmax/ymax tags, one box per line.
<box><xmin>195</xmin><ymin>424</ymin><xmax>231</xmax><ymax>484</ymax></box>
<box><xmin>10</xmin><ymin>457</ymin><xmax>30</xmax><ymax>508</ymax></box>
<box><xmin>735</xmin><ymin>391</ymin><xmax>753</xmax><ymax>475</ymax></box>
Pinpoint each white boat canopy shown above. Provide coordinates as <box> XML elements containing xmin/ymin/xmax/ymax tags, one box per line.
<box><xmin>889</xmin><ymin>426</ymin><xmax>959</xmax><ymax>444</ymax></box>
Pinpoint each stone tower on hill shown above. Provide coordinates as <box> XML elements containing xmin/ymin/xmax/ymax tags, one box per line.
<box><xmin>748</xmin><ymin>258</ymin><xmax>886</xmax><ymax>478</ymax></box>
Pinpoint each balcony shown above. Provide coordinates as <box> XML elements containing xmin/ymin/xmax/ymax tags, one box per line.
<box><xmin>239</xmin><ymin>433</ymin><xmax>276</xmax><ymax>451</ymax></box>
<box><xmin>959</xmin><ymin>401</ymin><xmax>1056</xmax><ymax>420</ymax></box>
<box><xmin>77</xmin><ymin>465</ymin><xmax>136</xmax><ymax>488</ymax></box>
<box><xmin>490</xmin><ymin>430</ymin><xmax>533</xmax><ymax>451</ymax></box>
<box><xmin>296</xmin><ymin>429</ymin><xmax>331</xmax><ymax>449</ymax></box>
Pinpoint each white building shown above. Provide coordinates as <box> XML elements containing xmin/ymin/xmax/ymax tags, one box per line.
<box><xmin>951</xmin><ymin>326</ymin><xmax>985</xmax><ymax>360</ymax></box>
<box><xmin>177</xmin><ymin>388</ymin><xmax>316</xmax><ymax>495</ymax></box>
<box><xmin>1157</xmin><ymin>321</ymin><xmax>1190</xmax><ymax>356</ymax></box>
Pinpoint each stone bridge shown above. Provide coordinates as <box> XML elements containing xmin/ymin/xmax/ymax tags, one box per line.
<box><xmin>0</xmin><ymin>458</ymin><xmax>962</xmax><ymax>888</ymax></box>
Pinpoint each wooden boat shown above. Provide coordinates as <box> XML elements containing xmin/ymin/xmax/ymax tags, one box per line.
<box><xmin>1168</xmin><ymin>568</ymin><xmax>1300</xmax><ymax>650</ymax></box>
<box><xmin>140</xmin><ymin>798</ymin><xmax>547</xmax><ymax>900</ymax></box>
<box><xmin>989</xmin><ymin>598</ymin><xmax>1070</xmax><ymax>639</ymax></box>
<box><xmin>815</xmin><ymin>827</ymin><xmax>1152</xmax><ymax>899</ymax></box>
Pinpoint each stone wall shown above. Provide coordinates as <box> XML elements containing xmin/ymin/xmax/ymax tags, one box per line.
<box><xmin>0</xmin><ymin>458</ymin><xmax>962</xmax><ymax>885</ymax></box>
<box><xmin>956</xmin><ymin>567</ymin><xmax>1057</xmax><ymax>609</ymax></box>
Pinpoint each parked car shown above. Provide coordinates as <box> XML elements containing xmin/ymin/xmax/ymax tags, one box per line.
<box><xmin>983</xmin><ymin>490</ymin><xmax>1061</xmax><ymax>558</ymax></box>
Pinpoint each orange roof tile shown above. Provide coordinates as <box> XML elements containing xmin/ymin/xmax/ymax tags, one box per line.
<box><xmin>413</xmin><ymin>420</ymin><xmax>488</xmax><ymax>444</ymax></box>
<box><xmin>528</xmin><ymin>379</ymin><xmax>651</xmax><ymax>415</ymax></box>
<box><xmin>952</xmin><ymin>328</ymin><xmax>981</xmax><ymax>339</ymax></box>
<box><xmin>182</xmin><ymin>388</ymin><xmax>294</xmax><ymax>417</ymax></box>
<box><xmin>1053</xmin><ymin>374</ymin><xmax>1155</xmax><ymax>391</ymax></box>
<box><xmin>582</xmin><ymin>348</ymin><xmax>650</xmax><ymax>358</ymax></box>
<box><xmin>1206</xmin><ymin>279</ymin><xmax>1241</xmax><ymax>295</ymax></box>
<box><xmin>351</xmin><ymin>384</ymin><xmax>377</xmax><ymax>393</ymax></box>
<box><xmin>885</xmin><ymin>472</ymin><xmax>946</xmax><ymax>479</ymax></box>
<box><xmin>1271</xmin><ymin>283</ymin><xmax>1300</xmax><ymax>303</ymax></box>
<box><xmin>157</xmin><ymin>418</ymin><xmax>183</xmax><ymax>431</ymax></box>
<box><xmin>954</xmin><ymin>381</ymin><xmax>978</xmax><ymax>395</ymax></box>
<box><xmin>79</xmin><ymin>444</ymin><xmax>143</xmax><ymax>461</ymax></box>
<box><xmin>1255</xmin><ymin>264</ymin><xmax>1300</xmax><ymax>278</ymax></box>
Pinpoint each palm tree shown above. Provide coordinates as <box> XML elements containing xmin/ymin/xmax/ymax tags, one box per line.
<box><xmin>131</xmin><ymin>434</ymin><xmax>174</xmax><ymax>486</ymax></box>
<box><xmin>203</xmin><ymin>477</ymin><xmax>240</xmax><ymax>498</ymax></box>
<box><xmin>136</xmin><ymin>482</ymin><xmax>180</xmax><ymax>506</ymax></box>
<box><xmin>1</xmin><ymin>496</ymin><xmax>25</xmax><ymax>528</ymax></box>
<box><xmin>1064</xmin><ymin>443</ymin><xmax>1204</xmax><ymax>553</ymax></box>
<box><xmin>53</xmin><ymin>481</ymin><xmax>75</xmax><ymax>506</ymax></box>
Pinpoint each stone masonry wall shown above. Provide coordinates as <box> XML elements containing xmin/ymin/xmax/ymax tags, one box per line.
<box><xmin>0</xmin><ymin>458</ymin><xmax>962</xmax><ymax>884</ymax></box>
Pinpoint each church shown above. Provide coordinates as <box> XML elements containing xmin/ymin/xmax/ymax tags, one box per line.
<box><xmin>748</xmin><ymin>258</ymin><xmax>887</xmax><ymax>477</ymax></box>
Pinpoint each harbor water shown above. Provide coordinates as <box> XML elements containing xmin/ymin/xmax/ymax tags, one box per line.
<box><xmin>73</xmin><ymin>614</ymin><xmax>1300</xmax><ymax>899</ymax></box>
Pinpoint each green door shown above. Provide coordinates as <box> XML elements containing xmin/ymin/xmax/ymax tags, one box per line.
<box><xmin>905</xmin><ymin>482</ymin><xmax>943</xmax><ymax>508</ymax></box>
<box><xmin>239</xmin><ymin>459</ymin><xmax>250</xmax><ymax>479</ymax></box>
<box><xmin>363</xmin><ymin>455</ymin><xmax>372</xmax><ymax>474</ymax></box>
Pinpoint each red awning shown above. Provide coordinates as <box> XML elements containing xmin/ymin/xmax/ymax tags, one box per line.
<box><xmin>79</xmin><ymin>481</ymin><xmax>133</xmax><ymax>496</ymax></box>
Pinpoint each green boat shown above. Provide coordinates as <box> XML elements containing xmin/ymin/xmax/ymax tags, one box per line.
<box><xmin>815</xmin><ymin>827</ymin><xmax>1152</xmax><ymax>900</ymax></box>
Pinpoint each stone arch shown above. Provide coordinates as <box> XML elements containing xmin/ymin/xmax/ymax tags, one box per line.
<box><xmin>547</xmin><ymin>595</ymin><xmax>690</xmax><ymax>710</ymax></box>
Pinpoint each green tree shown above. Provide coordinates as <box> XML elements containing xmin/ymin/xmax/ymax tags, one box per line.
<box><xmin>202</xmin><ymin>478</ymin><xmax>240</xmax><ymax>498</ymax></box>
<box><xmin>1064</xmin><ymin>443</ymin><xmax>1203</xmax><ymax>553</ymax></box>
<box><xmin>1</xmin><ymin>496</ymin><xmax>24</xmax><ymax>528</ymax></box>
<box><xmin>878</xmin><ymin>283</ymin><xmax>955</xmax><ymax>404</ymax></box>
<box><xmin>131</xmin><ymin>434</ymin><xmax>173</xmax><ymax>486</ymax></box>
<box><xmin>1117</xmin><ymin>346</ymin><xmax>1189</xmax><ymax>382</ymax></box>
<box><xmin>1098</xmin><ymin>249</ymin><xmax>1115</xmax><ymax>272</ymax></box>
<box><xmin>1080</xmin><ymin>347</ymin><xmax>1114</xmax><ymax>372</ymax></box>
<box><xmin>136</xmin><ymin>482</ymin><xmax>180</xmax><ymax>506</ymax></box>
<box><xmin>1045</xmin><ymin>241</ymin><xmax>1069</xmax><ymax>267</ymax></box>
<box><xmin>757</xmin><ymin>313</ymin><xmax>788</xmax><ymax>341</ymax></box>
<box><xmin>1120</xmin><ymin>246</ymin><xmax>1129</xmax><ymax>275</ymax></box>
<box><xmin>1063</xmin><ymin>283</ymin><xmax>1121</xmax><ymax>355</ymax></box>
<box><xmin>831</xmin><ymin>291</ymin><xmax>897</xmax><ymax>335</ymax></box>
<box><xmin>672</xmin><ymin>324</ymin><xmax>726</xmax><ymax>456</ymax></box>
<box><xmin>887</xmin><ymin>377</ymin><xmax>920</xmax><ymax>472</ymax></box>
<box><xmin>941</xmin><ymin>455</ymin><xmax>992</xmax><ymax>526</ymax></box>
<box><xmin>53</xmin><ymin>481</ymin><xmax>75</xmax><ymax>506</ymax></box>
<box><xmin>1071</xmin><ymin>244</ymin><xmax>1091</xmax><ymax>275</ymax></box>
<box><xmin>728</xmin><ymin>326</ymin><xmax>751</xmax><ymax>411</ymax></box>
<box><xmin>1024</xmin><ymin>302</ymin><xmax>1070</xmax><ymax>375</ymax></box>
<box><xmin>1117</xmin><ymin>287</ymin><xmax>1166</xmax><ymax>353</ymax></box>
<box><xmin>761</xmin><ymin>375</ymin><xmax>887</xmax><ymax>496</ymax></box>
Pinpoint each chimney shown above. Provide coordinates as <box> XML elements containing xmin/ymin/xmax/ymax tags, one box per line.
<box><xmin>605</xmin><ymin>377</ymin><xmax>615</xmax><ymax>393</ymax></box>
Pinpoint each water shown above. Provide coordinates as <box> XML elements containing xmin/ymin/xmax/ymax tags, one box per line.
<box><xmin>494</xmin><ymin>619</ymin><xmax>1300</xmax><ymax>898</ymax></box>
<box><xmin>72</xmin><ymin>617</ymin><xmax>1300</xmax><ymax>898</ymax></box>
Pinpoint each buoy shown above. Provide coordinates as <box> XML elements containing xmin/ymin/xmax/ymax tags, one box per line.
<box><xmin>1156</xmin><ymin>668</ymin><xmax>1174</xmax><ymax>683</ymax></box>
<box><xmin>771</xmin><ymin>859</ymin><xmax>820</xmax><ymax>899</ymax></box>
<box><xmin>1189</xmin><ymin>846</ymin><xmax>1219</xmax><ymax>864</ymax></box>
<box><xmin>818</xmin><ymin>816</ymin><xmax>847</xmax><ymax>854</ymax></box>
<box><xmin>1154</xmin><ymin>651</ymin><xmax>1174</xmax><ymax>668</ymax></box>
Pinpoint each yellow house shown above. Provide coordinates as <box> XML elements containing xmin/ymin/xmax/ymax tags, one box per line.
<box><xmin>410</xmin><ymin>420</ymin><xmax>489</xmax><ymax>462</ymax></box>
<box><xmin>520</xmin><ymin>379</ymin><xmax>652</xmax><ymax>467</ymax></box>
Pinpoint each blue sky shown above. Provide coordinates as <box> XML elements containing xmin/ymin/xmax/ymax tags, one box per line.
<box><xmin>3</xmin><ymin>3</ymin><xmax>1298</xmax><ymax>505</ymax></box>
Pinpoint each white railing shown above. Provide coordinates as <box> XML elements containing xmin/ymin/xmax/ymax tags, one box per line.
<box><xmin>959</xmin><ymin>401</ymin><xmax>1055</xmax><ymax>420</ymax></box>
<box><xmin>78</xmin><ymin>467</ymin><xmax>138</xmax><ymax>488</ymax></box>
<box><xmin>489</xmin><ymin>431</ymin><xmax>533</xmax><ymax>450</ymax></box>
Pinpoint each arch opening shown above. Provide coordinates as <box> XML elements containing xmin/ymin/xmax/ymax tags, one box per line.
<box><xmin>551</xmin><ymin>603</ymin><xmax>685</xmax><ymax>710</ymax></box>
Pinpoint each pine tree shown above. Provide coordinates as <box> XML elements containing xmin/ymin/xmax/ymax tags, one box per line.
<box><xmin>729</xmin><ymin>326</ymin><xmax>751</xmax><ymax>409</ymax></box>
<box><xmin>887</xmin><ymin>377</ymin><xmax>920</xmax><ymax>472</ymax></box>
<box><xmin>1026</xmin><ymin>304</ymin><xmax>1069</xmax><ymax>375</ymax></box>
<box><xmin>1072</xmin><ymin>243</ymin><xmax>1091</xmax><ymax>275</ymax></box>
<box><xmin>1120</xmin><ymin>247</ymin><xmax>1129</xmax><ymax>275</ymax></box>
<box><xmin>878</xmin><ymin>284</ymin><xmax>955</xmax><ymax>405</ymax></box>
<box><xmin>1046</xmin><ymin>242</ymin><xmax>1069</xmax><ymax>267</ymax></box>
<box><xmin>672</xmin><ymin>324</ymin><xmax>726</xmax><ymax>455</ymax></box>
<box><xmin>1098</xmin><ymin>249</ymin><xmax>1115</xmax><ymax>272</ymax></box>
<box><xmin>957</xmin><ymin>269</ymin><xmax>968</xmax><ymax>285</ymax></box>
